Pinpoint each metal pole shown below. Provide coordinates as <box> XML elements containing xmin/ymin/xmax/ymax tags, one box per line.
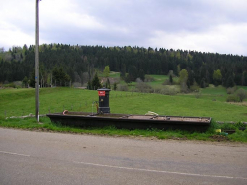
<box><xmin>35</xmin><ymin>0</ymin><xmax>39</xmax><ymax>122</ymax></box>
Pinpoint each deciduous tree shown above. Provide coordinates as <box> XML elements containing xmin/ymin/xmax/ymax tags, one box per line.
<box><xmin>213</xmin><ymin>69</ymin><xmax>222</xmax><ymax>86</ymax></box>
<box><xmin>235</xmin><ymin>88</ymin><xmax>247</xmax><ymax>102</ymax></box>
<box><xmin>103</xmin><ymin>65</ymin><xmax>110</xmax><ymax>78</ymax></box>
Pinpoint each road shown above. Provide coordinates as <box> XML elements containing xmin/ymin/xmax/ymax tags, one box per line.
<box><xmin>0</xmin><ymin>128</ymin><xmax>247</xmax><ymax>185</ymax></box>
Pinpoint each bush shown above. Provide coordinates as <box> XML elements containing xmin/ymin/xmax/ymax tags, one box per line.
<box><xmin>226</xmin><ymin>94</ymin><xmax>240</xmax><ymax>102</ymax></box>
<box><xmin>4</xmin><ymin>83</ymin><xmax>16</xmax><ymax>88</ymax></box>
<box><xmin>195</xmin><ymin>92</ymin><xmax>202</xmax><ymax>99</ymax></box>
<box><xmin>219</xmin><ymin>123</ymin><xmax>237</xmax><ymax>130</ymax></box>
<box><xmin>160</xmin><ymin>88</ymin><xmax>177</xmax><ymax>95</ymax></box>
<box><xmin>207</xmin><ymin>119</ymin><xmax>219</xmax><ymax>133</ymax></box>
<box><xmin>162</xmin><ymin>75</ymin><xmax>174</xmax><ymax>85</ymax></box>
<box><xmin>113</xmin><ymin>82</ymin><xmax>117</xmax><ymax>91</ymax></box>
<box><xmin>153</xmin><ymin>88</ymin><xmax>162</xmax><ymax>94</ymax></box>
<box><xmin>234</xmin><ymin>122</ymin><xmax>247</xmax><ymax>130</ymax></box>
<box><xmin>219</xmin><ymin>122</ymin><xmax>246</xmax><ymax>130</ymax></box>
<box><xmin>235</xmin><ymin>88</ymin><xmax>247</xmax><ymax>102</ymax></box>
<box><xmin>117</xmin><ymin>84</ymin><xmax>128</xmax><ymax>91</ymax></box>
<box><xmin>135</xmin><ymin>80</ymin><xmax>153</xmax><ymax>93</ymax></box>
<box><xmin>226</xmin><ymin>86</ymin><xmax>237</xmax><ymax>94</ymax></box>
<box><xmin>14</xmin><ymin>81</ymin><xmax>22</xmax><ymax>88</ymax></box>
<box><xmin>162</xmin><ymin>79</ymin><xmax>170</xmax><ymax>85</ymax></box>
<box><xmin>144</xmin><ymin>75</ymin><xmax>155</xmax><ymax>82</ymax></box>
<box><xmin>180</xmin><ymin>82</ymin><xmax>188</xmax><ymax>93</ymax></box>
<box><xmin>72</xmin><ymin>82</ymin><xmax>82</xmax><ymax>87</ymax></box>
<box><xmin>190</xmin><ymin>84</ymin><xmax>200</xmax><ymax>92</ymax></box>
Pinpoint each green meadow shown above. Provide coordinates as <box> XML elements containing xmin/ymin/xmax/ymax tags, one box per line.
<box><xmin>0</xmin><ymin>74</ymin><xmax>247</xmax><ymax>142</ymax></box>
<box><xmin>0</xmin><ymin>86</ymin><xmax>246</xmax><ymax>122</ymax></box>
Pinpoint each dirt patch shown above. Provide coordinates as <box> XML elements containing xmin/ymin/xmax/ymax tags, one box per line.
<box><xmin>169</xmin><ymin>136</ymin><xmax>188</xmax><ymax>140</ymax></box>
<box><xmin>209</xmin><ymin>135</ymin><xmax>230</xmax><ymax>142</ymax></box>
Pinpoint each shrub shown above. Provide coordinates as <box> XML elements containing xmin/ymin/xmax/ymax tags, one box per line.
<box><xmin>144</xmin><ymin>75</ymin><xmax>155</xmax><ymax>82</ymax></box>
<box><xmin>190</xmin><ymin>84</ymin><xmax>200</xmax><ymax>92</ymax></box>
<box><xmin>162</xmin><ymin>79</ymin><xmax>170</xmax><ymax>85</ymax></box>
<box><xmin>226</xmin><ymin>86</ymin><xmax>237</xmax><ymax>94</ymax></box>
<box><xmin>207</xmin><ymin>119</ymin><xmax>219</xmax><ymax>133</ymax></box>
<box><xmin>135</xmin><ymin>80</ymin><xmax>153</xmax><ymax>93</ymax></box>
<box><xmin>160</xmin><ymin>88</ymin><xmax>177</xmax><ymax>95</ymax></box>
<box><xmin>117</xmin><ymin>84</ymin><xmax>128</xmax><ymax>91</ymax></box>
<box><xmin>153</xmin><ymin>88</ymin><xmax>162</xmax><ymax>94</ymax></box>
<box><xmin>219</xmin><ymin>123</ymin><xmax>236</xmax><ymax>130</ymax></box>
<box><xmin>219</xmin><ymin>122</ymin><xmax>246</xmax><ymax>130</ymax></box>
<box><xmin>163</xmin><ymin>75</ymin><xmax>174</xmax><ymax>85</ymax></box>
<box><xmin>226</xmin><ymin>94</ymin><xmax>240</xmax><ymax>102</ymax></box>
<box><xmin>234</xmin><ymin>122</ymin><xmax>247</xmax><ymax>130</ymax></box>
<box><xmin>113</xmin><ymin>82</ymin><xmax>117</xmax><ymax>91</ymax></box>
<box><xmin>235</xmin><ymin>88</ymin><xmax>247</xmax><ymax>102</ymax></box>
<box><xmin>72</xmin><ymin>82</ymin><xmax>82</xmax><ymax>87</ymax></box>
<box><xmin>180</xmin><ymin>82</ymin><xmax>188</xmax><ymax>93</ymax></box>
<box><xmin>4</xmin><ymin>83</ymin><xmax>16</xmax><ymax>88</ymax></box>
<box><xmin>195</xmin><ymin>92</ymin><xmax>202</xmax><ymax>99</ymax></box>
<box><xmin>13</xmin><ymin>81</ymin><xmax>22</xmax><ymax>87</ymax></box>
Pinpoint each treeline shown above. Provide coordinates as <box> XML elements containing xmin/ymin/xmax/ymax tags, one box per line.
<box><xmin>0</xmin><ymin>44</ymin><xmax>247</xmax><ymax>88</ymax></box>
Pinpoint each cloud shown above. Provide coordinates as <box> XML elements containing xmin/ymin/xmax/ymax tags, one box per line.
<box><xmin>0</xmin><ymin>0</ymin><xmax>35</xmax><ymax>48</ymax></box>
<box><xmin>0</xmin><ymin>0</ymin><xmax>247</xmax><ymax>55</ymax></box>
<box><xmin>149</xmin><ymin>23</ymin><xmax>247</xmax><ymax>55</ymax></box>
<box><xmin>40</xmin><ymin>0</ymin><xmax>105</xmax><ymax>30</ymax></box>
<box><xmin>0</xmin><ymin>19</ymin><xmax>35</xmax><ymax>49</ymax></box>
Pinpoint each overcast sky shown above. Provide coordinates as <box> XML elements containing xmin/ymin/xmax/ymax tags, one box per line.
<box><xmin>1</xmin><ymin>0</ymin><xmax>247</xmax><ymax>56</ymax></box>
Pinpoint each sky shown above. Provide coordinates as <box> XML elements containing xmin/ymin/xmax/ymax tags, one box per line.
<box><xmin>0</xmin><ymin>0</ymin><xmax>247</xmax><ymax>56</ymax></box>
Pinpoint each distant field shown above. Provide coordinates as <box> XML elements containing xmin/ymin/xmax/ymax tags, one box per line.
<box><xmin>97</xmin><ymin>71</ymin><xmax>120</xmax><ymax>78</ymax></box>
<box><xmin>201</xmin><ymin>85</ymin><xmax>227</xmax><ymax>95</ymax></box>
<box><xmin>0</xmin><ymin>87</ymin><xmax>246</xmax><ymax>122</ymax></box>
<box><xmin>146</xmin><ymin>75</ymin><xmax>178</xmax><ymax>88</ymax></box>
<box><xmin>109</xmin><ymin>71</ymin><xmax>121</xmax><ymax>78</ymax></box>
<box><xmin>239</xmin><ymin>86</ymin><xmax>247</xmax><ymax>90</ymax></box>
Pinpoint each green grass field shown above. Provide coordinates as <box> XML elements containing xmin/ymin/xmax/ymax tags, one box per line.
<box><xmin>0</xmin><ymin>87</ymin><xmax>246</xmax><ymax>122</ymax></box>
<box><xmin>1</xmin><ymin>86</ymin><xmax>247</xmax><ymax>142</ymax></box>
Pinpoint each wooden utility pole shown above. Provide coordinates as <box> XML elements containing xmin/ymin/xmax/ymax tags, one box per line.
<box><xmin>35</xmin><ymin>0</ymin><xmax>40</xmax><ymax>122</ymax></box>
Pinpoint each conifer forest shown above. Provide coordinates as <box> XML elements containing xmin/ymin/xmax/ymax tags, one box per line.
<box><xmin>0</xmin><ymin>44</ymin><xmax>246</xmax><ymax>88</ymax></box>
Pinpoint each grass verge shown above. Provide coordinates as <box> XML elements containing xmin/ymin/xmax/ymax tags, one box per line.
<box><xmin>0</xmin><ymin>116</ymin><xmax>246</xmax><ymax>143</ymax></box>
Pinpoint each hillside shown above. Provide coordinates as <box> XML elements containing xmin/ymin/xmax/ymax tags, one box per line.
<box><xmin>0</xmin><ymin>44</ymin><xmax>247</xmax><ymax>89</ymax></box>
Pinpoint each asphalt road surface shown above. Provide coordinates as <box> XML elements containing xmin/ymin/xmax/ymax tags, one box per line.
<box><xmin>0</xmin><ymin>128</ymin><xmax>247</xmax><ymax>185</ymax></box>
